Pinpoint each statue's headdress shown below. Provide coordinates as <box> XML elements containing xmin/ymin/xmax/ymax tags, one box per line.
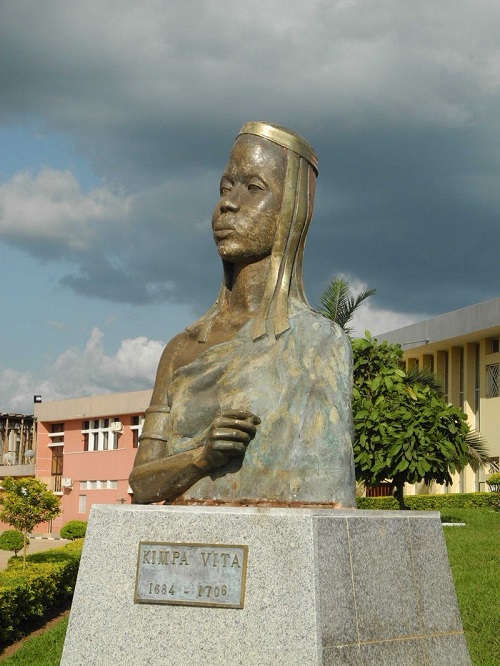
<box><xmin>198</xmin><ymin>121</ymin><xmax>318</xmax><ymax>342</ymax></box>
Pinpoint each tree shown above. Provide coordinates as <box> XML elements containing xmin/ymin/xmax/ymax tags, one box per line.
<box><xmin>0</xmin><ymin>530</ymin><xmax>26</xmax><ymax>557</ymax></box>
<box><xmin>352</xmin><ymin>334</ymin><xmax>470</xmax><ymax>508</ymax></box>
<box><xmin>0</xmin><ymin>478</ymin><xmax>60</xmax><ymax>567</ymax></box>
<box><xmin>319</xmin><ymin>278</ymin><xmax>490</xmax><ymax>508</ymax></box>
<box><xmin>318</xmin><ymin>276</ymin><xmax>376</xmax><ymax>335</ymax></box>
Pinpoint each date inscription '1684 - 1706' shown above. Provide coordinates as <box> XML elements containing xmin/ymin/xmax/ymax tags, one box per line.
<box><xmin>134</xmin><ymin>542</ymin><xmax>248</xmax><ymax>609</ymax></box>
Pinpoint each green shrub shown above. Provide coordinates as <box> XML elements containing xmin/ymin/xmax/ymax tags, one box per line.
<box><xmin>0</xmin><ymin>539</ymin><xmax>83</xmax><ymax>644</ymax></box>
<box><xmin>0</xmin><ymin>530</ymin><xmax>27</xmax><ymax>557</ymax></box>
<box><xmin>486</xmin><ymin>472</ymin><xmax>500</xmax><ymax>492</ymax></box>
<box><xmin>60</xmin><ymin>520</ymin><xmax>87</xmax><ymax>541</ymax></box>
<box><xmin>356</xmin><ymin>491</ymin><xmax>497</xmax><ymax>511</ymax></box>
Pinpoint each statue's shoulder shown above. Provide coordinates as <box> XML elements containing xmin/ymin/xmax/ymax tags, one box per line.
<box><xmin>289</xmin><ymin>300</ymin><xmax>349</xmax><ymax>345</ymax></box>
<box><xmin>157</xmin><ymin>329</ymin><xmax>194</xmax><ymax>370</ymax></box>
<box><xmin>287</xmin><ymin>301</ymin><xmax>352</xmax><ymax>378</ymax></box>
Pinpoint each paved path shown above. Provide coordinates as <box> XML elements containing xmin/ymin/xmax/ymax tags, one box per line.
<box><xmin>0</xmin><ymin>537</ymin><xmax>70</xmax><ymax>571</ymax></box>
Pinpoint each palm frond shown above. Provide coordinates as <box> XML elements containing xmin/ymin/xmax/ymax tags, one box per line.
<box><xmin>404</xmin><ymin>366</ymin><xmax>443</xmax><ymax>393</ymax></box>
<box><xmin>319</xmin><ymin>278</ymin><xmax>349</xmax><ymax>326</ymax></box>
<box><xmin>318</xmin><ymin>277</ymin><xmax>376</xmax><ymax>334</ymax></box>
<box><xmin>456</xmin><ymin>430</ymin><xmax>491</xmax><ymax>473</ymax></box>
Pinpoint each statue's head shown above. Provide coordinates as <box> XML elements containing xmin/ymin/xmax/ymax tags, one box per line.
<box><xmin>201</xmin><ymin>122</ymin><xmax>318</xmax><ymax>342</ymax></box>
<box><xmin>212</xmin><ymin>133</ymin><xmax>287</xmax><ymax>265</ymax></box>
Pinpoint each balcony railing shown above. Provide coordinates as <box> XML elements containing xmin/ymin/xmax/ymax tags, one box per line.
<box><xmin>52</xmin><ymin>474</ymin><xmax>62</xmax><ymax>493</ymax></box>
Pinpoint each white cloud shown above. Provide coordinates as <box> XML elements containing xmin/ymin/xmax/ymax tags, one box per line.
<box><xmin>0</xmin><ymin>168</ymin><xmax>130</xmax><ymax>253</ymax></box>
<box><xmin>0</xmin><ymin>369</ymin><xmax>40</xmax><ymax>413</ymax></box>
<box><xmin>352</xmin><ymin>303</ymin><xmax>421</xmax><ymax>339</ymax></box>
<box><xmin>327</xmin><ymin>275</ymin><xmax>422</xmax><ymax>338</ymax></box>
<box><xmin>0</xmin><ymin>329</ymin><xmax>164</xmax><ymax>413</ymax></box>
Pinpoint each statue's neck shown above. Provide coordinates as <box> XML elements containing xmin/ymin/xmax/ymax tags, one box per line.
<box><xmin>222</xmin><ymin>256</ymin><xmax>271</xmax><ymax>318</ymax></box>
<box><xmin>192</xmin><ymin>256</ymin><xmax>271</xmax><ymax>347</ymax></box>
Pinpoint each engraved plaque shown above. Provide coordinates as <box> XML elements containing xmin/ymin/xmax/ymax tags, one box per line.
<box><xmin>134</xmin><ymin>541</ymin><xmax>248</xmax><ymax>608</ymax></box>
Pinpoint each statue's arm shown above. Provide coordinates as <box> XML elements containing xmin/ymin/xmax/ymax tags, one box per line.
<box><xmin>129</xmin><ymin>439</ymin><xmax>213</xmax><ymax>504</ymax></box>
<box><xmin>130</xmin><ymin>411</ymin><xmax>260</xmax><ymax>504</ymax></box>
<box><xmin>129</xmin><ymin>334</ymin><xmax>259</xmax><ymax>504</ymax></box>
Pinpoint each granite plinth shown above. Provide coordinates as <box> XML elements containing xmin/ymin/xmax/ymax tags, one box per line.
<box><xmin>61</xmin><ymin>505</ymin><xmax>470</xmax><ymax>666</ymax></box>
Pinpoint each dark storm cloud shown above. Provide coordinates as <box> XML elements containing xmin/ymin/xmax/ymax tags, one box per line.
<box><xmin>1</xmin><ymin>0</ymin><xmax>499</xmax><ymax>319</ymax></box>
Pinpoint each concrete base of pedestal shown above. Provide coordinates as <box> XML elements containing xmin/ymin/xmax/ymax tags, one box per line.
<box><xmin>61</xmin><ymin>504</ymin><xmax>470</xmax><ymax>665</ymax></box>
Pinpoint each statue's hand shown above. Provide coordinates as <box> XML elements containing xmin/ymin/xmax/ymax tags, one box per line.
<box><xmin>202</xmin><ymin>410</ymin><xmax>261</xmax><ymax>468</ymax></box>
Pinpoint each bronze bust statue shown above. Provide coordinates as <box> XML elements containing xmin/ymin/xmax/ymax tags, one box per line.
<box><xmin>129</xmin><ymin>122</ymin><xmax>356</xmax><ymax>507</ymax></box>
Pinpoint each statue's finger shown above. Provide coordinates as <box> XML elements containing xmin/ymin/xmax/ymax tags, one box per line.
<box><xmin>211</xmin><ymin>428</ymin><xmax>251</xmax><ymax>444</ymax></box>
<box><xmin>219</xmin><ymin>409</ymin><xmax>261</xmax><ymax>424</ymax></box>
<box><xmin>212</xmin><ymin>440</ymin><xmax>247</xmax><ymax>454</ymax></box>
<box><xmin>215</xmin><ymin>417</ymin><xmax>258</xmax><ymax>435</ymax></box>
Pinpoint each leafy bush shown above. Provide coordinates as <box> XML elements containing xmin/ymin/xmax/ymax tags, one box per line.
<box><xmin>0</xmin><ymin>539</ymin><xmax>83</xmax><ymax>644</ymax></box>
<box><xmin>356</xmin><ymin>491</ymin><xmax>497</xmax><ymax>511</ymax></box>
<box><xmin>0</xmin><ymin>530</ymin><xmax>27</xmax><ymax>557</ymax></box>
<box><xmin>486</xmin><ymin>472</ymin><xmax>500</xmax><ymax>492</ymax></box>
<box><xmin>60</xmin><ymin>520</ymin><xmax>87</xmax><ymax>541</ymax></box>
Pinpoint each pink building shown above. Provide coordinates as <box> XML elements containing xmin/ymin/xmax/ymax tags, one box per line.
<box><xmin>34</xmin><ymin>390</ymin><xmax>151</xmax><ymax>533</ymax></box>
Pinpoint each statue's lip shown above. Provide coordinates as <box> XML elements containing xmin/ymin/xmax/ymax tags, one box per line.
<box><xmin>213</xmin><ymin>228</ymin><xmax>234</xmax><ymax>238</ymax></box>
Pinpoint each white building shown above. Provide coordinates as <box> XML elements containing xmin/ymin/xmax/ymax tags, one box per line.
<box><xmin>377</xmin><ymin>296</ymin><xmax>500</xmax><ymax>494</ymax></box>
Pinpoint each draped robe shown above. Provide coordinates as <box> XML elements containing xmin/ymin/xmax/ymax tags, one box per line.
<box><xmin>143</xmin><ymin>300</ymin><xmax>356</xmax><ymax>507</ymax></box>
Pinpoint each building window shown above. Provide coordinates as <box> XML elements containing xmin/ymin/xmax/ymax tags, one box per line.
<box><xmin>50</xmin><ymin>423</ymin><xmax>64</xmax><ymax>444</ymax></box>
<box><xmin>458</xmin><ymin>347</ymin><xmax>464</xmax><ymax>409</ymax></box>
<box><xmin>486</xmin><ymin>363</ymin><xmax>499</xmax><ymax>398</ymax></box>
<box><xmin>439</xmin><ymin>350</ymin><xmax>449</xmax><ymax>403</ymax></box>
<box><xmin>51</xmin><ymin>448</ymin><xmax>63</xmax><ymax>493</ymax></box>
<box><xmin>130</xmin><ymin>415</ymin><xmax>144</xmax><ymax>448</ymax></box>
<box><xmin>78</xmin><ymin>495</ymin><xmax>87</xmax><ymax>514</ymax></box>
<box><xmin>423</xmin><ymin>354</ymin><xmax>434</xmax><ymax>373</ymax></box>
<box><xmin>474</xmin><ymin>343</ymin><xmax>480</xmax><ymax>429</ymax></box>
<box><xmin>487</xmin><ymin>457</ymin><xmax>499</xmax><ymax>473</ymax></box>
<box><xmin>79</xmin><ymin>480</ymin><xmax>118</xmax><ymax>490</ymax></box>
<box><xmin>81</xmin><ymin>418</ymin><xmax>120</xmax><ymax>451</ymax></box>
<box><xmin>486</xmin><ymin>337</ymin><xmax>500</xmax><ymax>354</ymax></box>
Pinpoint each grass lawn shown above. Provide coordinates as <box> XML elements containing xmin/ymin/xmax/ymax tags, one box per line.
<box><xmin>0</xmin><ymin>617</ymin><xmax>68</xmax><ymax>665</ymax></box>
<box><xmin>442</xmin><ymin>508</ymin><xmax>500</xmax><ymax>666</ymax></box>
<box><xmin>0</xmin><ymin>508</ymin><xmax>498</xmax><ymax>665</ymax></box>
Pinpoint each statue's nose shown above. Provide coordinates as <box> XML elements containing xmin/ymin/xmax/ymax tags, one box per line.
<box><xmin>220</xmin><ymin>192</ymin><xmax>240</xmax><ymax>213</ymax></box>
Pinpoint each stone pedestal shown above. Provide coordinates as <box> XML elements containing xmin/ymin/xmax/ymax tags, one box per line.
<box><xmin>61</xmin><ymin>504</ymin><xmax>470</xmax><ymax>665</ymax></box>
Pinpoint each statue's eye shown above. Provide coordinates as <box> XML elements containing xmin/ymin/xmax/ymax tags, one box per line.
<box><xmin>220</xmin><ymin>182</ymin><xmax>232</xmax><ymax>196</ymax></box>
<box><xmin>248</xmin><ymin>181</ymin><xmax>264</xmax><ymax>192</ymax></box>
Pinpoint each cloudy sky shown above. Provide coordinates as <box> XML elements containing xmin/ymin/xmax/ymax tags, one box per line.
<box><xmin>1</xmin><ymin>1</ymin><xmax>499</xmax><ymax>413</ymax></box>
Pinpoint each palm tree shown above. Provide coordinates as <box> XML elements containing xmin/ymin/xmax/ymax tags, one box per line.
<box><xmin>318</xmin><ymin>277</ymin><xmax>376</xmax><ymax>335</ymax></box>
<box><xmin>460</xmin><ymin>430</ymin><xmax>492</xmax><ymax>473</ymax></box>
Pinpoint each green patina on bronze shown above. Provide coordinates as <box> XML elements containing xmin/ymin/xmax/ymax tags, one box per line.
<box><xmin>129</xmin><ymin>122</ymin><xmax>356</xmax><ymax>507</ymax></box>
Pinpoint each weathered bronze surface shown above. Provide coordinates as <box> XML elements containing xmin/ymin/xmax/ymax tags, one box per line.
<box><xmin>135</xmin><ymin>541</ymin><xmax>248</xmax><ymax>608</ymax></box>
<box><xmin>129</xmin><ymin>122</ymin><xmax>356</xmax><ymax>507</ymax></box>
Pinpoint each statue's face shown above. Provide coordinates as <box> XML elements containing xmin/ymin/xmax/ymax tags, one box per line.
<box><xmin>212</xmin><ymin>134</ymin><xmax>286</xmax><ymax>263</ymax></box>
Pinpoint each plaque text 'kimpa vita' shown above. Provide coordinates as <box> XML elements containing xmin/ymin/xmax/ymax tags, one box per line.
<box><xmin>134</xmin><ymin>541</ymin><xmax>248</xmax><ymax>608</ymax></box>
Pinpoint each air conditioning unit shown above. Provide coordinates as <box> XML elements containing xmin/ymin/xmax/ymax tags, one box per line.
<box><xmin>62</xmin><ymin>478</ymin><xmax>73</xmax><ymax>488</ymax></box>
<box><xmin>110</xmin><ymin>421</ymin><xmax>123</xmax><ymax>433</ymax></box>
